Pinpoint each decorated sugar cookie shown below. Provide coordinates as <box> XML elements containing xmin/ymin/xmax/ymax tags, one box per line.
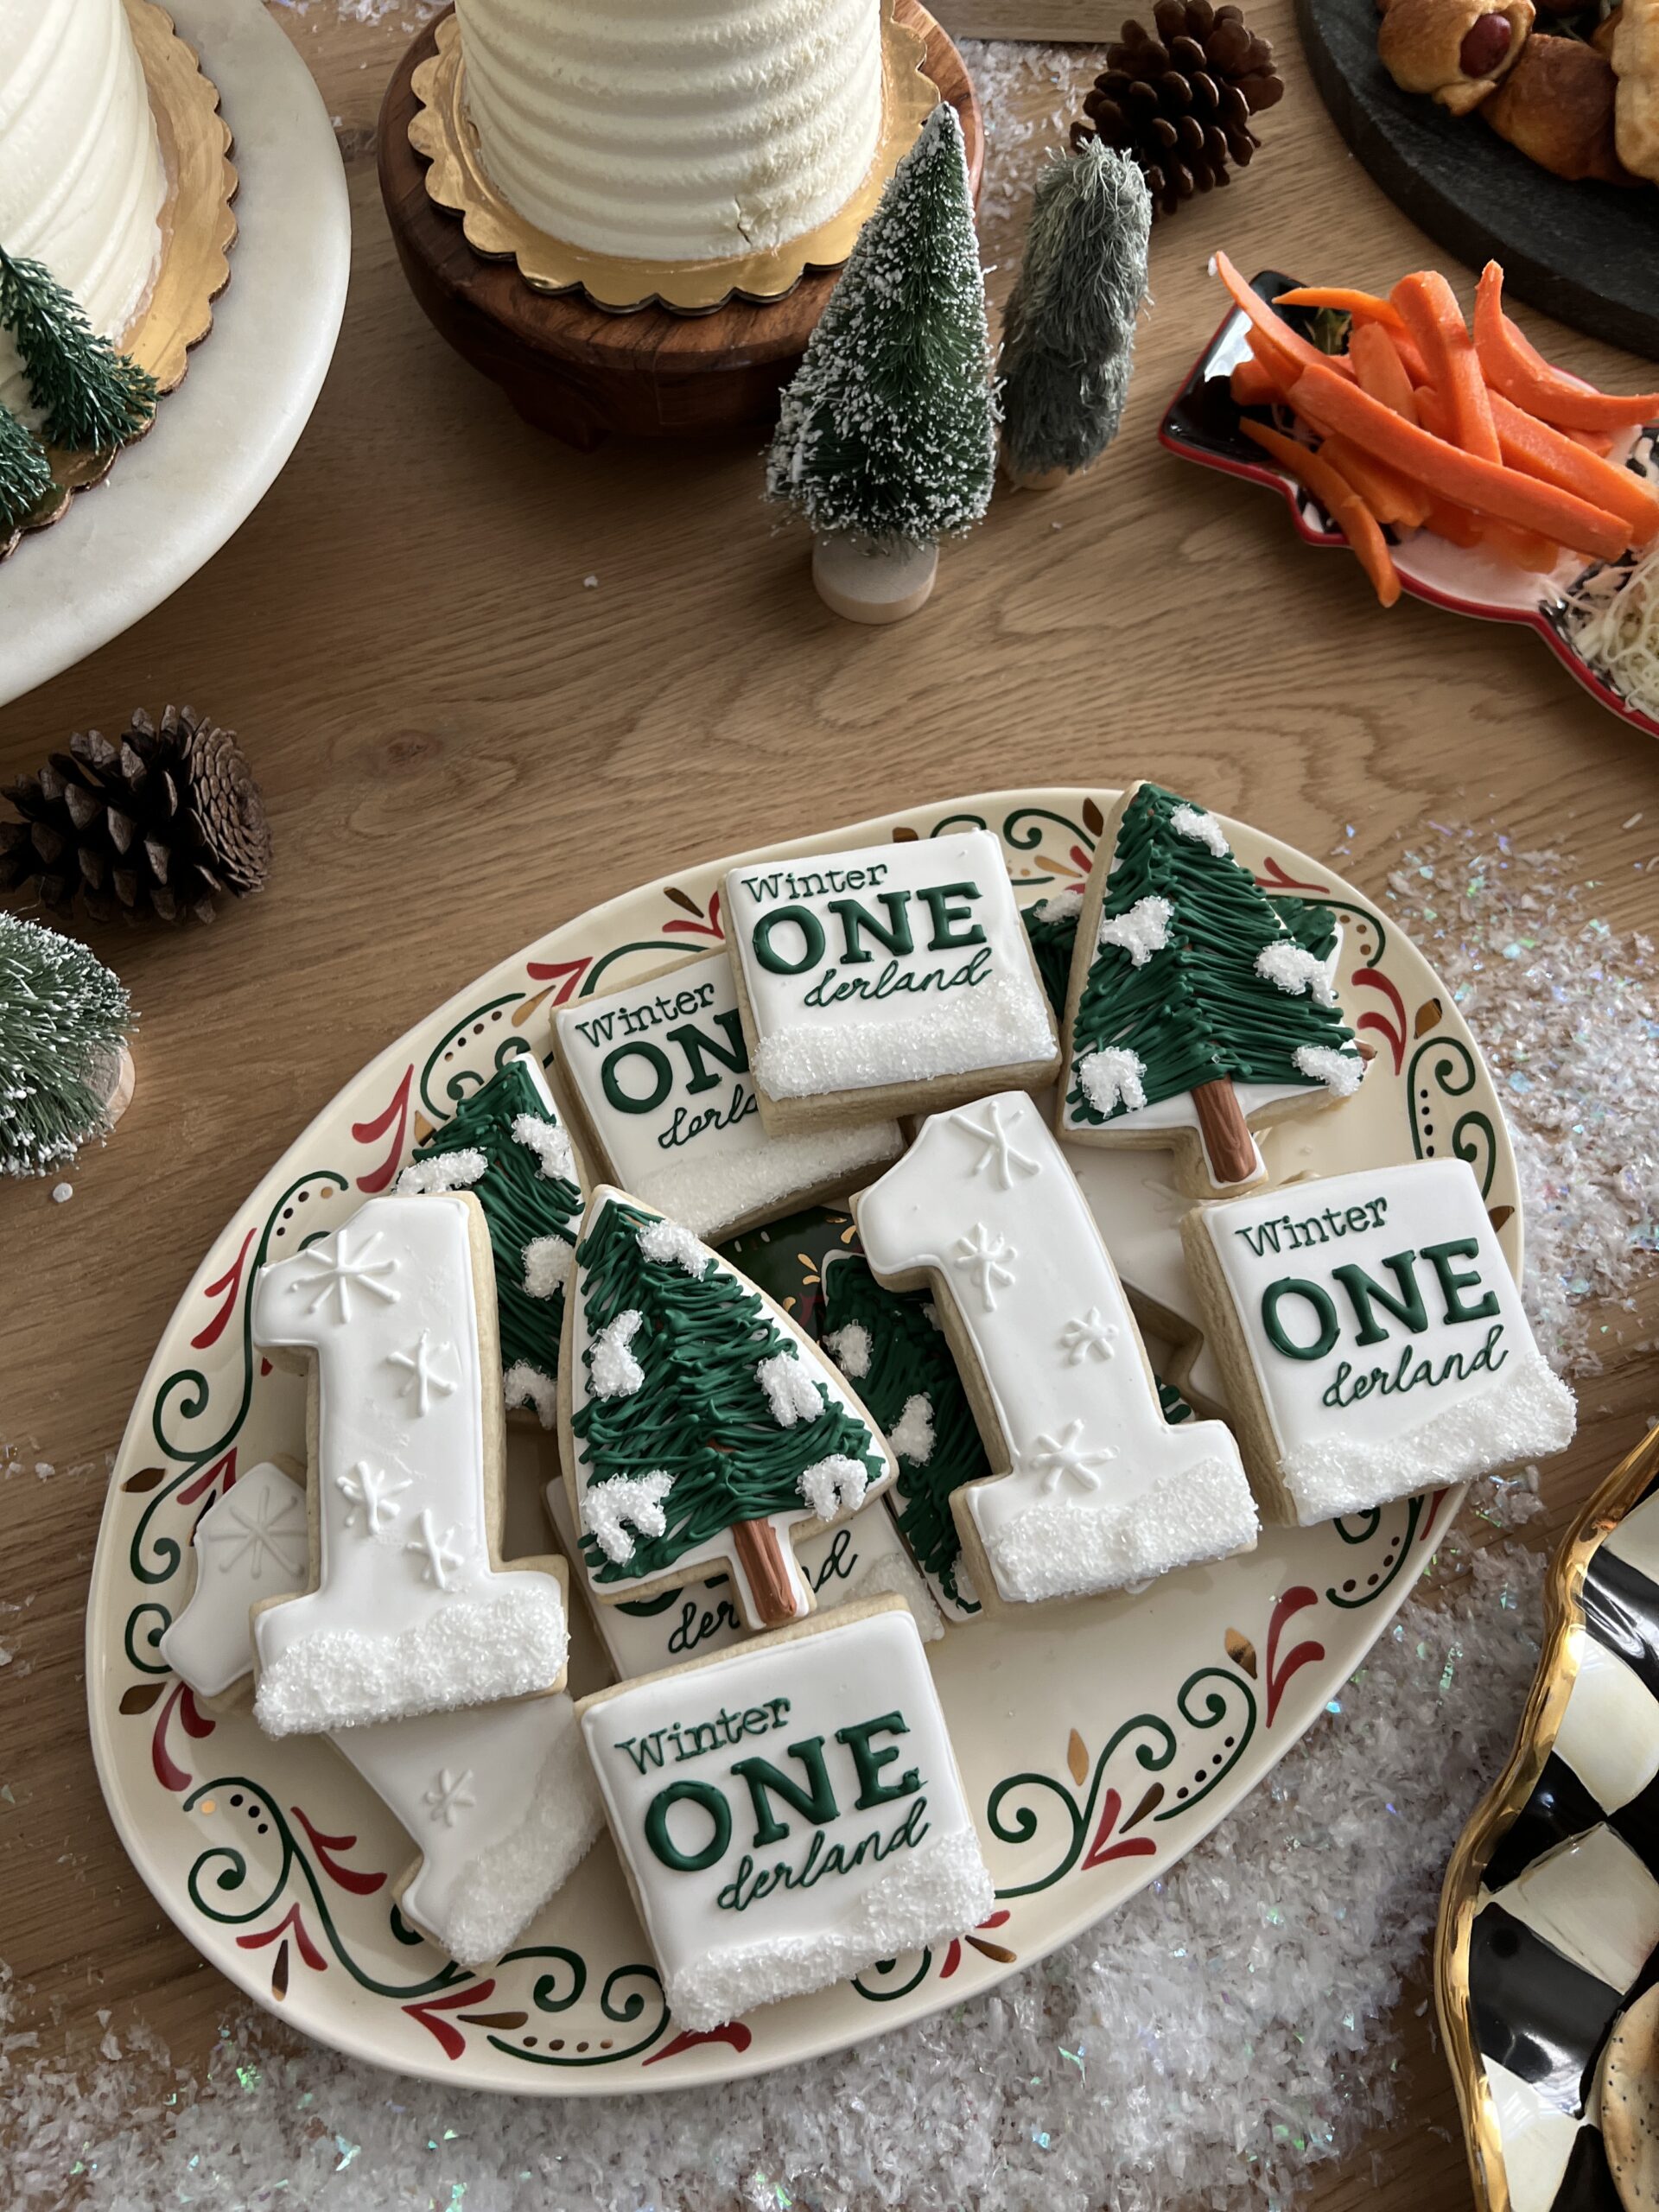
<box><xmin>162</xmin><ymin>1463</ymin><xmax>602</xmax><ymax>1967</ymax></box>
<box><xmin>543</xmin><ymin>1474</ymin><xmax>940</xmax><ymax>1675</ymax></box>
<box><xmin>250</xmin><ymin>1191</ymin><xmax>570</xmax><ymax>1735</ymax></box>
<box><xmin>721</xmin><ymin>1207</ymin><xmax>990</xmax><ymax>1623</ymax></box>
<box><xmin>855</xmin><ymin>1090</ymin><xmax>1259</xmax><ymax>1609</ymax></box>
<box><xmin>1181</xmin><ymin>1157</ymin><xmax>1577</xmax><ymax>1524</ymax></box>
<box><xmin>559</xmin><ymin>1188</ymin><xmax>896</xmax><ymax>1631</ymax></box>
<box><xmin>722</xmin><ymin>830</ymin><xmax>1058</xmax><ymax>1132</ymax></box>
<box><xmin>399</xmin><ymin>1055</ymin><xmax>582</xmax><ymax>1429</ymax></box>
<box><xmin>1058</xmin><ymin>783</ymin><xmax>1366</xmax><ymax>1195</ymax></box>
<box><xmin>551</xmin><ymin>950</ymin><xmax>902</xmax><ymax>1242</ymax></box>
<box><xmin>576</xmin><ymin>1595</ymin><xmax>994</xmax><ymax>2031</ymax></box>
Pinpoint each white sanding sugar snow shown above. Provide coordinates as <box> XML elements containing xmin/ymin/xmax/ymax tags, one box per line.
<box><xmin>1097</xmin><ymin>894</ymin><xmax>1172</xmax><ymax>967</ymax></box>
<box><xmin>976</xmin><ymin>1452</ymin><xmax>1260</xmax><ymax>1604</ymax></box>
<box><xmin>824</xmin><ymin>1320</ymin><xmax>872</xmax><ymax>1378</ymax></box>
<box><xmin>752</xmin><ymin>969</ymin><xmax>1055</xmax><ymax>1101</ymax></box>
<box><xmin>1280</xmin><ymin>1349</ymin><xmax>1576</xmax><ymax>1523</ymax></box>
<box><xmin>1255</xmin><ymin>939</ymin><xmax>1338</xmax><ymax>1005</ymax></box>
<box><xmin>888</xmin><ymin>1392</ymin><xmax>935</xmax><ymax>1464</ymax></box>
<box><xmin>1077</xmin><ymin>1045</ymin><xmax>1147</xmax><ymax>1116</ymax></box>
<box><xmin>636</xmin><ymin>1217</ymin><xmax>710</xmax><ymax>1276</ymax></box>
<box><xmin>665</xmin><ymin>1828</ymin><xmax>996</xmax><ymax>2034</ymax></box>
<box><xmin>623</xmin><ymin>1116</ymin><xmax>899</xmax><ymax>1242</ymax></box>
<box><xmin>587</xmin><ymin>1311</ymin><xmax>645</xmax><ymax>1401</ymax></box>
<box><xmin>502</xmin><ymin>1359</ymin><xmax>557</xmax><ymax>1427</ymax></box>
<box><xmin>1171</xmin><ymin>804</ymin><xmax>1230</xmax><ymax>856</ymax></box>
<box><xmin>582</xmin><ymin>1470</ymin><xmax>674</xmax><ymax>1564</ymax></box>
<box><xmin>406</xmin><ymin>1720</ymin><xmax>605</xmax><ymax>1970</ymax></box>
<box><xmin>510</xmin><ymin>1113</ymin><xmax>575</xmax><ymax>1183</ymax></box>
<box><xmin>395</xmin><ymin>1148</ymin><xmax>486</xmax><ymax>1194</ymax></box>
<box><xmin>252</xmin><ymin>1580</ymin><xmax>568</xmax><ymax>1735</ymax></box>
<box><xmin>757</xmin><ymin>1351</ymin><xmax>823</xmax><ymax>1427</ymax></box>
<box><xmin>522</xmin><ymin>1233</ymin><xmax>573</xmax><ymax>1298</ymax></box>
<box><xmin>798</xmin><ymin>1453</ymin><xmax>869</xmax><ymax>1520</ymax></box>
<box><xmin>1294</xmin><ymin>1043</ymin><xmax>1364</xmax><ymax>1095</ymax></box>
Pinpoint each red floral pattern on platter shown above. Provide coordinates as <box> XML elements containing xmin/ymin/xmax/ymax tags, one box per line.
<box><xmin>192</xmin><ymin>1228</ymin><xmax>256</xmax><ymax>1350</ymax></box>
<box><xmin>290</xmin><ymin>1805</ymin><xmax>387</xmax><ymax>1895</ymax></box>
<box><xmin>1265</xmin><ymin>1587</ymin><xmax>1325</xmax><ymax>1726</ymax></box>
<box><xmin>645</xmin><ymin>2022</ymin><xmax>754</xmax><ymax>2066</ymax></box>
<box><xmin>405</xmin><ymin>1980</ymin><xmax>495</xmax><ymax>2061</ymax></box>
<box><xmin>151</xmin><ymin>1681</ymin><xmax>214</xmax><ymax>1792</ymax></box>
<box><xmin>352</xmin><ymin>1064</ymin><xmax>414</xmax><ymax>1193</ymax></box>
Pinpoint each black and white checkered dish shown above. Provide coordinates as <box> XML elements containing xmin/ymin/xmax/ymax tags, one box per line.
<box><xmin>1460</xmin><ymin>1466</ymin><xmax>1659</xmax><ymax>2212</ymax></box>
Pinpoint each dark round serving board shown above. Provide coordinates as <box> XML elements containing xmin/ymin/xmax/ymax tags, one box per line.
<box><xmin>1295</xmin><ymin>0</ymin><xmax>1659</xmax><ymax>360</ymax></box>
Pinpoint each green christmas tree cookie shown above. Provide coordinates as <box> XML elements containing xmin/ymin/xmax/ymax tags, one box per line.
<box><xmin>1023</xmin><ymin>880</ymin><xmax>1339</xmax><ymax>1022</ymax></box>
<box><xmin>562</xmin><ymin>1191</ymin><xmax>894</xmax><ymax>1630</ymax></box>
<box><xmin>1058</xmin><ymin>782</ymin><xmax>1363</xmax><ymax>1192</ymax></box>
<box><xmin>399</xmin><ymin>1055</ymin><xmax>582</xmax><ymax>1426</ymax></box>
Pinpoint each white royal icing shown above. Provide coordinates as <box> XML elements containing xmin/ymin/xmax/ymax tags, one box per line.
<box><xmin>554</xmin><ymin>950</ymin><xmax>902</xmax><ymax>1239</ymax></box>
<box><xmin>568</xmin><ymin>1192</ymin><xmax>896</xmax><ymax>1631</ymax></box>
<box><xmin>544</xmin><ymin>1477</ymin><xmax>942</xmax><ymax>1676</ymax></box>
<box><xmin>250</xmin><ymin>1193</ymin><xmax>569</xmax><ymax>1733</ymax></box>
<box><xmin>396</xmin><ymin>1150</ymin><xmax>486</xmax><ymax>1196</ymax></box>
<box><xmin>723</xmin><ymin>831</ymin><xmax>1057</xmax><ymax>1104</ymax></box>
<box><xmin>1097</xmin><ymin>894</ymin><xmax>1172</xmax><ymax>968</ymax></box>
<box><xmin>161</xmin><ymin>1465</ymin><xmax>601</xmax><ymax>1966</ymax></box>
<box><xmin>1190</xmin><ymin>1157</ymin><xmax>1576</xmax><ymax>1523</ymax></box>
<box><xmin>579</xmin><ymin>1603</ymin><xmax>991</xmax><ymax>2031</ymax></box>
<box><xmin>856</xmin><ymin>1092</ymin><xmax>1259</xmax><ymax>1605</ymax></box>
<box><xmin>1171</xmin><ymin>804</ymin><xmax>1230</xmax><ymax>856</ymax></box>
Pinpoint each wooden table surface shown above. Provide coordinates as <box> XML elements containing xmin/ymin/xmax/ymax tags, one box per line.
<box><xmin>3</xmin><ymin>2</ymin><xmax>1656</xmax><ymax>2199</ymax></box>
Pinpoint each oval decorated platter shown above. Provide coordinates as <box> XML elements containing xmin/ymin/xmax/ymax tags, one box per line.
<box><xmin>86</xmin><ymin>787</ymin><xmax>1518</xmax><ymax>2094</ymax></box>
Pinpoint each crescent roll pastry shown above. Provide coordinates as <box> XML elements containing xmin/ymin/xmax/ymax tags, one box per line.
<box><xmin>1484</xmin><ymin>34</ymin><xmax>1638</xmax><ymax>183</ymax></box>
<box><xmin>1611</xmin><ymin>0</ymin><xmax>1659</xmax><ymax>181</ymax></box>
<box><xmin>1378</xmin><ymin>0</ymin><xmax>1534</xmax><ymax>111</ymax></box>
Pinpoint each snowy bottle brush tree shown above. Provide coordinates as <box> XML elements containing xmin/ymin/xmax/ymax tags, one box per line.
<box><xmin>0</xmin><ymin>913</ymin><xmax>133</xmax><ymax>1178</ymax></box>
<box><xmin>766</xmin><ymin>101</ymin><xmax>996</xmax><ymax>624</ymax></box>
<box><xmin>999</xmin><ymin>142</ymin><xmax>1152</xmax><ymax>490</ymax></box>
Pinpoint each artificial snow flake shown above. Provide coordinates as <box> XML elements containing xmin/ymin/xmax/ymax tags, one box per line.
<box><xmin>423</xmin><ymin>1768</ymin><xmax>475</xmax><ymax>1829</ymax></box>
<box><xmin>291</xmin><ymin>1226</ymin><xmax>399</xmax><ymax>1324</ymax></box>
<box><xmin>335</xmin><ymin>1461</ymin><xmax>410</xmax><ymax>1535</ymax></box>
<box><xmin>960</xmin><ymin>1096</ymin><xmax>1042</xmax><ymax>1188</ymax></box>
<box><xmin>202</xmin><ymin>1484</ymin><xmax>306</xmax><ymax>1580</ymax></box>
<box><xmin>1058</xmin><ymin>1309</ymin><xmax>1119</xmax><ymax>1365</ymax></box>
<box><xmin>1026</xmin><ymin>1418</ymin><xmax>1116</xmax><ymax>1494</ymax></box>
<box><xmin>404</xmin><ymin>1509</ymin><xmax>465</xmax><ymax>1591</ymax></box>
<box><xmin>385</xmin><ymin>1330</ymin><xmax>458</xmax><ymax>1418</ymax></box>
<box><xmin>953</xmin><ymin>1222</ymin><xmax>1017</xmax><ymax>1311</ymax></box>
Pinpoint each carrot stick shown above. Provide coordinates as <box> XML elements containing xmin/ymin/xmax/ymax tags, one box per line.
<box><xmin>1488</xmin><ymin>390</ymin><xmax>1659</xmax><ymax>543</ymax></box>
<box><xmin>1274</xmin><ymin>287</ymin><xmax>1408</xmax><ymax>329</ymax></box>
<box><xmin>1389</xmin><ymin>329</ymin><xmax>1433</xmax><ymax>386</ymax></box>
<box><xmin>1230</xmin><ymin>356</ymin><xmax>1283</xmax><ymax>408</ymax></box>
<box><xmin>1414</xmin><ymin>385</ymin><xmax>1451</xmax><ymax>440</ymax></box>
<box><xmin>1482</xmin><ymin>523</ymin><xmax>1561</xmax><ymax>572</ymax></box>
<box><xmin>1350</xmin><ymin>321</ymin><xmax>1420</xmax><ymax>423</ymax></box>
<box><xmin>1245</xmin><ymin>324</ymin><xmax>1306</xmax><ymax>395</ymax></box>
<box><xmin>1287</xmin><ymin>361</ymin><xmax>1632</xmax><ymax>561</ymax></box>
<box><xmin>1565</xmin><ymin>427</ymin><xmax>1616</xmax><ymax>458</ymax></box>
<box><xmin>1421</xmin><ymin>500</ymin><xmax>1484</xmax><ymax>550</ymax></box>
<box><xmin>1474</xmin><ymin>263</ymin><xmax>1659</xmax><ymax>430</ymax></box>
<box><xmin>1319</xmin><ymin>433</ymin><xmax>1431</xmax><ymax>527</ymax></box>
<box><xmin>1214</xmin><ymin>251</ymin><xmax>1357</xmax><ymax>383</ymax></box>
<box><xmin>1393</xmin><ymin>271</ymin><xmax>1501</xmax><ymax>463</ymax></box>
<box><xmin>1240</xmin><ymin>420</ymin><xmax>1401</xmax><ymax>607</ymax></box>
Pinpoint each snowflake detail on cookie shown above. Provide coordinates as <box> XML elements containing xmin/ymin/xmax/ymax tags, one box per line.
<box><xmin>1058</xmin><ymin>1309</ymin><xmax>1118</xmax><ymax>1365</ymax></box>
<box><xmin>293</xmin><ymin>1224</ymin><xmax>401</xmax><ymax>1321</ymax></box>
<box><xmin>960</xmin><ymin>1096</ymin><xmax>1041</xmax><ymax>1188</ymax></box>
<box><xmin>405</xmin><ymin>1509</ymin><xmax>467</xmax><ymax>1592</ymax></box>
<box><xmin>953</xmin><ymin>1222</ymin><xmax>1016</xmax><ymax>1310</ymax></box>
<box><xmin>423</xmin><ymin>1767</ymin><xmax>476</xmax><ymax>1828</ymax></box>
<box><xmin>387</xmin><ymin>1329</ymin><xmax>459</xmax><ymax>1417</ymax></box>
<box><xmin>335</xmin><ymin>1459</ymin><xmax>410</xmax><ymax>1535</ymax></box>
<box><xmin>202</xmin><ymin>1480</ymin><xmax>308</xmax><ymax>1581</ymax></box>
<box><xmin>1026</xmin><ymin>1419</ymin><xmax>1115</xmax><ymax>1495</ymax></box>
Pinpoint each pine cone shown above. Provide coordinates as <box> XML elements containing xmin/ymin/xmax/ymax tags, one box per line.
<box><xmin>1071</xmin><ymin>0</ymin><xmax>1284</xmax><ymax>219</ymax></box>
<box><xmin>0</xmin><ymin>705</ymin><xmax>271</xmax><ymax>925</ymax></box>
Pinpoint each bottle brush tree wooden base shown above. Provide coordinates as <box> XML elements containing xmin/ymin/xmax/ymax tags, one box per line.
<box><xmin>812</xmin><ymin>534</ymin><xmax>940</xmax><ymax>624</ymax></box>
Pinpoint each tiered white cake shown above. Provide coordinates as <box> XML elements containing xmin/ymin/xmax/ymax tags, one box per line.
<box><xmin>0</xmin><ymin>0</ymin><xmax>165</xmax><ymax>426</ymax></box>
<box><xmin>454</xmin><ymin>0</ymin><xmax>885</xmax><ymax>263</ymax></box>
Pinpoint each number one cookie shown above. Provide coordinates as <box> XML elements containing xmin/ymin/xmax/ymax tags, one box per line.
<box><xmin>250</xmin><ymin>1190</ymin><xmax>570</xmax><ymax>1735</ymax></box>
<box><xmin>855</xmin><ymin>1091</ymin><xmax>1260</xmax><ymax>1610</ymax></box>
<box><xmin>1058</xmin><ymin>783</ymin><xmax>1367</xmax><ymax>1193</ymax></box>
<box><xmin>559</xmin><ymin>1188</ymin><xmax>897</xmax><ymax>1631</ymax></box>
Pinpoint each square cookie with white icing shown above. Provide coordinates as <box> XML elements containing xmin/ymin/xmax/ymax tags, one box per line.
<box><xmin>551</xmin><ymin>950</ymin><xmax>902</xmax><ymax>1243</ymax></box>
<box><xmin>576</xmin><ymin>1595</ymin><xmax>994</xmax><ymax>2032</ymax></box>
<box><xmin>722</xmin><ymin>830</ymin><xmax>1058</xmax><ymax>1132</ymax></box>
<box><xmin>1181</xmin><ymin>1158</ymin><xmax>1577</xmax><ymax>1525</ymax></box>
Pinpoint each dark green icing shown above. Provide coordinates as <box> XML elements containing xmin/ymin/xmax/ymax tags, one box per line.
<box><xmin>1263</xmin><ymin>1277</ymin><xmax>1340</xmax><ymax>1360</ymax></box>
<box><xmin>573</xmin><ymin>1194</ymin><xmax>887</xmax><ymax>1586</ymax></box>
<box><xmin>1066</xmin><ymin>784</ymin><xmax>1362</xmax><ymax>1128</ymax></box>
<box><xmin>1022</xmin><ymin>882</ymin><xmax>1340</xmax><ymax>1024</ymax></box>
<box><xmin>409</xmin><ymin>1055</ymin><xmax>582</xmax><ymax>1390</ymax></box>
<box><xmin>1156</xmin><ymin>1372</ymin><xmax>1194</xmax><ymax>1425</ymax></box>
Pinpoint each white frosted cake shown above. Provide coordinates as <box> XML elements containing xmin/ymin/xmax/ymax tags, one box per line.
<box><xmin>0</xmin><ymin>0</ymin><xmax>165</xmax><ymax>426</ymax></box>
<box><xmin>454</xmin><ymin>0</ymin><xmax>885</xmax><ymax>263</ymax></box>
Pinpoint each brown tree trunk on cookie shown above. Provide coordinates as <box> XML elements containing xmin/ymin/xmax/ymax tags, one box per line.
<box><xmin>1192</xmin><ymin>1078</ymin><xmax>1258</xmax><ymax>1187</ymax></box>
<box><xmin>731</xmin><ymin>1518</ymin><xmax>800</xmax><ymax>1628</ymax></box>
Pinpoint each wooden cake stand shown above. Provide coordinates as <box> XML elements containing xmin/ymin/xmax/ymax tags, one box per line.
<box><xmin>378</xmin><ymin>2</ymin><xmax>982</xmax><ymax>449</ymax></box>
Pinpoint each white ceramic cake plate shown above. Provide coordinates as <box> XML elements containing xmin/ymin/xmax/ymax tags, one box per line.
<box><xmin>0</xmin><ymin>0</ymin><xmax>350</xmax><ymax>711</ymax></box>
<box><xmin>87</xmin><ymin>787</ymin><xmax>1519</xmax><ymax>2094</ymax></box>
